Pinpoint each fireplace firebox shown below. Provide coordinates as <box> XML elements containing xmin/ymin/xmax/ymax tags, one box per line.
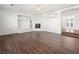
<box><xmin>35</xmin><ymin>23</ymin><xmax>41</xmax><ymax>28</ymax></box>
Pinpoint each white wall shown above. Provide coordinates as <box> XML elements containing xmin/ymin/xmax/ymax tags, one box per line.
<box><xmin>0</xmin><ymin>9</ymin><xmax>18</xmax><ymax>35</ymax></box>
<box><xmin>0</xmin><ymin>8</ymin><xmax>33</xmax><ymax>35</ymax></box>
<box><xmin>18</xmin><ymin>16</ymin><xmax>31</xmax><ymax>33</ymax></box>
<box><xmin>0</xmin><ymin>8</ymin><xmax>61</xmax><ymax>35</ymax></box>
<box><xmin>31</xmin><ymin>15</ymin><xmax>49</xmax><ymax>32</ymax></box>
<box><xmin>41</xmin><ymin>13</ymin><xmax>61</xmax><ymax>34</ymax></box>
<box><xmin>30</xmin><ymin>13</ymin><xmax>61</xmax><ymax>34</ymax></box>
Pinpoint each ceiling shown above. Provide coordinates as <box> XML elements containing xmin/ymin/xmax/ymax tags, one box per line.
<box><xmin>0</xmin><ymin>4</ymin><xmax>78</xmax><ymax>15</ymax></box>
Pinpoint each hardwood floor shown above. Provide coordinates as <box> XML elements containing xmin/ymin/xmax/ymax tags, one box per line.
<box><xmin>62</xmin><ymin>32</ymin><xmax>79</xmax><ymax>38</ymax></box>
<box><xmin>62</xmin><ymin>28</ymin><xmax>79</xmax><ymax>35</ymax></box>
<box><xmin>62</xmin><ymin>29</ymin><xmax>79</xmax><ymax>38</ymax></box>
<box><xmin>0</xmin><ymin>31</ymin><xmax>79</xmax><ymax>54</ymax></box>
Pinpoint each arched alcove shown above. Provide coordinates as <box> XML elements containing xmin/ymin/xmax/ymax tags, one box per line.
<box><xmin>61</xmin><ymin>8</ymin><xmax>79</xmax><ymax>37</ymax></box>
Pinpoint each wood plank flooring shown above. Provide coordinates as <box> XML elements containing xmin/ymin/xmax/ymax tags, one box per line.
<box><xmin>0</xmin><ymin>31</ymin><xmax>79</xmax><ymax>54</ymax></box>
<box><xmin>62</xmin><ymin>28</ymin><xmax>79</xmax><ymax>38</ymax></box>
<box><xmin>62</xmin><ymin>28</ymin><xmax>79</xmax><ymax>35</ymax></box>
<box><xmin>62</xmin><ymin>32</ymin><xmax>79</xmax><ymax>38</ymax></box>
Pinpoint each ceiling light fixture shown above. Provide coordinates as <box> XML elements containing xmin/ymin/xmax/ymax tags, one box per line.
<box><xmin>35</xmin><ymin>5</ymin><xmax>45</xmax><ymax>12</ymax></box>
<box><xmin>48</xmin><ymin>13</ymin><xmax>58</xmax><ymax>18</ymax></box>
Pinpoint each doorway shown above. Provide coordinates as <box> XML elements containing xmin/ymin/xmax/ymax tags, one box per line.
<box><xmin>61</xmin><ymin>8</ymin><xmax>79</xmax><ymax>37</ymax></box>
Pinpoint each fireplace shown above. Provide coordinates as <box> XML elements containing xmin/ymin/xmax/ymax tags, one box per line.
<box><xmin>35</xmin><ymin>23</ymin><xmax>41</xmax><ymax>28</ymax></box>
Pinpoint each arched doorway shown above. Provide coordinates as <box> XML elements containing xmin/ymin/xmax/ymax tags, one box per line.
<box><xmin>61</xmin><ymin>8</ymin><xmax>79</xmax><ymax>37</ymax></box>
